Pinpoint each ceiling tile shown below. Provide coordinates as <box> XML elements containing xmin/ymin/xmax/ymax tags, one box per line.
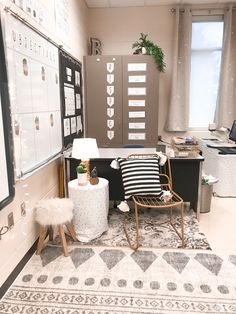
<box><xmin>145</xmin><ymin>0</ymin><xmax>180</xmax><ymax>5</ymax></box>
<box><xmin>85</xmin><ymin>0</ymin><xmax>110</xmax><ymax>7</ymax></box>
<box><xmin>109</xmin><ymin>0</ymin><xmax>145</xmax><ymax>7</ymax></box>
<box><xmin>85</xmin><ymin>0</ymin><xmax>236</xmax><ymax>7</ymax></box>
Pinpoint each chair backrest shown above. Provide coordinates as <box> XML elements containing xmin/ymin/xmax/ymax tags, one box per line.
<box><xmin>127</xmin><ymin>153</ymin><xmax>173</xmax><ymax>189</ymax></box>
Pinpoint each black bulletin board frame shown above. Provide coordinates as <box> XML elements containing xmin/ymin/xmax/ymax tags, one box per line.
<box><xmin>59</xmin><ymin>49</ymin><xmax>84</xmax><ymax>149</ymax></box>
<box><xmin>0</xmin><ymin>18</ymin><xmax>15</xmax><ymax>210</ymax></box>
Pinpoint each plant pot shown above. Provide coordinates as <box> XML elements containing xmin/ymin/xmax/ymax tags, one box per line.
<box><xmin>77</xmin><ymin>173</ymin><xmax>88</xmax><ymax>186</ymax></box>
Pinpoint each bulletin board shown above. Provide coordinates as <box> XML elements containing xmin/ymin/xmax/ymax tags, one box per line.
<box><xmin>59</xmin><ymin>49</ymin><xmax>84</xmax><ymax>149</ymax></box>
<box><xmin>2</xmin><ymin>13</ymin><xmax>63</xmax><ymax>178</ymax></box>
<box><xmin>0</xmin><ymin>18</ymin><xmax>15</xmax><ymax>209</ymax></box>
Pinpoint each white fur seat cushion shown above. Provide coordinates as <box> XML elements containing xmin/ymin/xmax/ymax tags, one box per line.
<box><xmin>35</xmin><ymin>198</ymin><xmax>74</xmax><ymax>226</ymax></box>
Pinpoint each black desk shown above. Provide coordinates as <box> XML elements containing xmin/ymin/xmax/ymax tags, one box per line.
<box><xmin>65</xmin><ymin>149</ymin><xmax>204</xmax><ymax>219</ymax></box>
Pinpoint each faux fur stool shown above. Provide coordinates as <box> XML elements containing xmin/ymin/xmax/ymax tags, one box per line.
<box><xmin>35</xmin><ymin>197</ymin><xmax>77</xmax><ymax>257</ymax></box>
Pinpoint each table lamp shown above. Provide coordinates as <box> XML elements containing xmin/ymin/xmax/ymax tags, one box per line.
<box><xmin>71</xmin><ymin>138</ymin><xmax>99</xmax><ymax>178</ymax></box>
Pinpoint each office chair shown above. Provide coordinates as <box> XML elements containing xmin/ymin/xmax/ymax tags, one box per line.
<box><xmin>119</xmin><ymin>153</ymin><xmax>185</xmax><ymax>250</ymax></box>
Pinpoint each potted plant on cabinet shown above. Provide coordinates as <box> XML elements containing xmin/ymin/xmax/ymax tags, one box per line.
<box><xmin>132</xmin><ymin>33</ymin><xmax>166</xmax><ymax>73</ymax></box>
<box><xmin>76</xmin><ymin>163</ymin><xmax>88</xmax><ymax>186</ymax></box>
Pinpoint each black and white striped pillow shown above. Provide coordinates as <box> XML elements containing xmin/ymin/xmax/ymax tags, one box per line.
<box><xmin>117</xmin><ymin>156</ymin><xmax>162</xmax><ymax>200</ymax></box>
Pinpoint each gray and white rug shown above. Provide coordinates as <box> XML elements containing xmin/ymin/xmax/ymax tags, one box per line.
<box><xmin>62</xmin><ymin>207</ymin><xmax>211</xmax><ymax>250</ymax></box>
<box><xmin>1</xmin><ymin>245</ymin><xmax>236</xmax><ymax>313</ymax></box>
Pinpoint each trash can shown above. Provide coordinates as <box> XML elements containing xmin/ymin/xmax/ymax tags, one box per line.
<box><xmin>200</xmin><ymin>175</ymin><xmax>218</xmax><ymax>213</ymax></box>
<box><xmin>200</xmin><ymin>184</ymin><xmax>214</xmax><ymax>213</ymax></box>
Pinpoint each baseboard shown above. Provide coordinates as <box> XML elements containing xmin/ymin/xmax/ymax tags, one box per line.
<box><xmin>0</xmin><ymin>239</ymin><xmax>38</xmax><ymax>300</ymax></box>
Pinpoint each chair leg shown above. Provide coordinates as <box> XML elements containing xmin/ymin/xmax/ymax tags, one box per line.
<box><xmin>59</xmin><ymin>225</ymin><xmax>68</xmax><ymax>257</ymax></box>
<box><xmin>180</xmin><ymin>202</ymin><xmax>185</xmax><ymax>248</ymax></box>
<box><xmin>65</xmin><ymin>223</ymin><xmax>78</xmax><ymax>241</ymax></box>
<box><xmin>36</xmin><ymin>225</ymin><xmax>48</xmax><ymax>255</ymax></box>
<box><xmin>123</xmin><ymin>203</ymin><xmax>140</xmax><ymax>251</ymax></box>
<box><xmin>169</xmin><ymin>203</ymin><xmax>185</xmax><ymax>248</ymax></box>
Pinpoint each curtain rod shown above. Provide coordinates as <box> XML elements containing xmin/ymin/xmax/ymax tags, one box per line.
<box><xmin>171</xmin><ymin>6</ymin><xmax>236</xmax><ymax>13</ymax></box>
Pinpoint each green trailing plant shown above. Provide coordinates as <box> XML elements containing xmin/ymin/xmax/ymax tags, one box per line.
<box><xmin>132</xmin><ymin>33</ymin><xmax>166</xmax><ymax>72</ymax></box>
<box><xmin>76</xmin><ymin>163</ymin><xmax>87</xmax><ymax>174</ymax></box>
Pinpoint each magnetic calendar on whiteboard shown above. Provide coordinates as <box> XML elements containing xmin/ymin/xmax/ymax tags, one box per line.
<box><xmin>3</xmin><ymin>13</ymin><xmax>62</xmax><ymax>177</ymax></box>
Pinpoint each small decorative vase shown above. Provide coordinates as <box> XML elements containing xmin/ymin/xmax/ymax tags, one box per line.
<box><xmin>141</xmin><ymin>47</ymin><xmax>147</xmax><ymax>54</ymax></box>
<box><xmin>77</xmin><ymin>173</ymin><xmax>88</xmax><ymax>186</ymax></box>
<box><xmin>90</xmin><ymin>177</ymin><xmax>99</xmax><ymax>185</ymax></box>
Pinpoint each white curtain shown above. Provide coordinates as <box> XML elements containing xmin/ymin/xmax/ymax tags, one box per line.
<box><xmin>165</xmin><ymin>7</ymin><xmax>192</xmax><ymax>132</ymax></box>
<box><xmin>215</xmin><ymin>6</ymin><xmax>236</xmax><ymax>129</ymax></box>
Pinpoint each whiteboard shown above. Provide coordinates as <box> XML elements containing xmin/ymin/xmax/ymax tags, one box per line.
<box><xmin>3</xmin><ymin>14</ymin><xmax>62</xmax><ymax>177</ymax></box>
<box><xmin>0</xmin><ymin>17</ymin><xmax>15</xmax><ymax>209</ymax></box>
<box><xmin>0</xmin><ymin>97</ymin><xmax>9</xmax><ymax>203</ymax></box>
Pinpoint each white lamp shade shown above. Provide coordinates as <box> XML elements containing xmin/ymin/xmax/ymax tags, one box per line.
<box><xmin>72</xmin><ymin>138</ymin><xmax>99</xmax><ymax>160</ymax></box>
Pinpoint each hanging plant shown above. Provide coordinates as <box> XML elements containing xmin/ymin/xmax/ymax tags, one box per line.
<box><xmin>132</xmin><ymin>33</ymin><xmax>166</xmax><ymax>72</ymax></box>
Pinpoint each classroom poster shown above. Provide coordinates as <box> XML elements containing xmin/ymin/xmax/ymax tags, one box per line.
<box><xmin>59</xmin><ymin>49</ymin><xmax>84</xmax><ymax>149</ymax></box>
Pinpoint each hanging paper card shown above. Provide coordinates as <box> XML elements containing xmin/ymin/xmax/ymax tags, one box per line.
<box><xmin>64</xmin><ymin>118</ymin><xmax>70</xmax><ymax>136</ymax></box>
<box><xmin>107</xmin><ymin>97</ymin><xmax>114</xmax><ymax>107</ymax></box>
<box><xmin>107</xmin><ymin>108</ymin><xmax>114</xmax><ymax>118</ymax></box>
<box><xmin>76</xmin><ymin>115</ymin><xmax>83</xmax><ymax>133</ymax></box>
<box><xmin>107</xmin><ymin>85</ymin><xmax>114</xmax><ymax>96</ymax></box>
<box><xmin>107</xmin><ymin>119</ymin><xmax>114</xmax><ymax>129</ymax></box>
<box><xmin>107</xmin><ymin>74</ymin><xmax>114</xmax><ymax>84</ymax></box>
<box><xmin>107</xmin><ymin>130</ymin><xmax>114</xmax><ymax>140</ymax></box>
<box><xmin>71</xmin><ymin>117</ymin><xmax>76</xmax><ymax>134</ymax></box>
<box><xmin>107</xmin><ymin>62</ymin><xmax>114</xmax><ymax>73</ymax></box>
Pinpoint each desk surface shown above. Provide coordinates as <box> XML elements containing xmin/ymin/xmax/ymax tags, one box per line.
<box><xmin>97</xmin><ymin>148</ymin><xmax>204</xmax><ymax>160</ymax></box>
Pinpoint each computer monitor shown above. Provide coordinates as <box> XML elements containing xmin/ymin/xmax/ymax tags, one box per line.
<box><xmin>229</xmin><ymin>120</ymin><xmax>236</xmax><ymax>143</ymax></box>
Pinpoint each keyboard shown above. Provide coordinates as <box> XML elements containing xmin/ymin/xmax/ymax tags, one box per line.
<box><xmin>218</xmin><ymin>147</ymin><xmax>236</xmax><ymax>154</ymax></box>
<box><xmin>207</xmin><ymin>142</ymin><xmax>236</xmax><ymax>148</ymax></box>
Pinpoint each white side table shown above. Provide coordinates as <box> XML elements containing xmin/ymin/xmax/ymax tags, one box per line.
<box><xmin>68</xmin><ymin>177</ymin><xmax>109</xmax><ymax>242</ymax></box>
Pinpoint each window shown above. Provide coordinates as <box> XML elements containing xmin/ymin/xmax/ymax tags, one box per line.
<box><xmin>189</xmin><ymin>19</ymin><xmax>224</xmax><ymax>128</ymax></box>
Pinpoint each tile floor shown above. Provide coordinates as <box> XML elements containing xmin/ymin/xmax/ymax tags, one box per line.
<box><xmin>199</xmin><ymin>195</ymin><xmax>236</xmax><ymax>254</ymax></box>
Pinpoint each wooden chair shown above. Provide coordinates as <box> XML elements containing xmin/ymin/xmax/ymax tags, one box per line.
<box><xmin>123</xmin><ymin>153</ymin><xmax>185</xmax><ymax>250</ymax></box>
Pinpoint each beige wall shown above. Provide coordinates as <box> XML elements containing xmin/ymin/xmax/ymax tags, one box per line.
<box><xmin>88</xmin><ymin>6</ymin><xmax>175</xmax><ymax>141</ymax></box>
<box><xmin>0</xmin><ymin>0</ymin><xmax>88</xmax><ymax>287</ymax></box>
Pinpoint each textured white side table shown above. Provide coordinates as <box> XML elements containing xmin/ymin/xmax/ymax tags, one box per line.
<box><xmin>68</xmin><ymin>177</ymin><xmax>109</xmax><ymax>242</ymax></box>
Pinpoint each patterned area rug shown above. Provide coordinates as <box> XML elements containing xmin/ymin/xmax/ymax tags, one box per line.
<box><xmin>64</xmin><ymin>207</ymin><xmax>211</xmax><ymax>250</ymax></box>
<box><xmin>1</xmin><ymin>245</ymin><xmax>236</xmax><ymax>313</ymax></box>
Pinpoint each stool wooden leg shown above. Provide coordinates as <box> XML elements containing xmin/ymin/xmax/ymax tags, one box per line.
<box><xmin>66</xmin><ymin>223</ymin><xmax>78</xmax><ymax>242</ymax></box>
<box><xmin>36</xmin><ymin>225</ymin><xmax>48</xmax><ymax>255</ymax></box>
<box><xmin>59</xmin><ymin>225</ymin><xmax>68</xmax><ymax>257</ymax></box>
<box><xmin>48</xmin><ymin>225</ymin><xmax>54</xmax><ymax>241</ymax></box>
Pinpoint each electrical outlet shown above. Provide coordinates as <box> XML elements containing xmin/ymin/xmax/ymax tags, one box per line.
<box><xmin>8</xmin><ymin>212</ymin><xmax>14</xmax><ymax>229</ymax></box>
<box><xmin>21</xmin><ymin>202</ymin><xmax>26</xmax><ymax>216</ymax></box>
